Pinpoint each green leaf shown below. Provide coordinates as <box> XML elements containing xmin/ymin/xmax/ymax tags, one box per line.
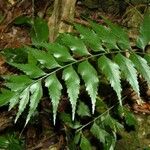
<box><xmin>95</xmin><ymin>97</ymin><xmax>108</xmax><ymax>113</ymax></box>
<box><xmin>130</xmin><ymin>54</ymin><xmax>150</xmax><ymax>86</ymax></box>
<box><xmin>98</xmin><ymin>56</ymin><xmax>122</xmax><ymax>105</ymax></box>
<box><xmin>115</xmin><ymin>54</ymin><xmax>140</xmax><ymax>96</ymax></box>
<box><xmin>103</xmin><ymin>17</ymin><xmax>130</xmax><ymax>49</ymax></box>
<box><xmin>9</xmin><ymin>94</ymin><xmax>20</xmax><ymax>111</ymax></box>
<box><xmin>10</xmin><ymin>63</ymin><xmax>46</xmax><ymax>78</ymax></box>
<box><xmin>0</xmin><ymin>47</ymin><xmax>28</xmax><ymax>63</ymax></box>
<box><xmin>60</xmin><ymin>113</ymin><xmax>81</xmax><ymax>129</ymax></box>
<box><xmin>63</xmin><ymin>66</ymin><xmax>80</xmax><ymax>120</ymax></box>
<box><xmin>14</xmin><ymin>16</ymin><xmax>31</xmax><ymax>25</ymax></box>
<box><xmin>30</xmin><ymin>17</ymin><xmax>49</xmax><ymax>43</ymax></box>
<box><xmin>137</xmin><ymin>12</ymin><xmax>150</xmax><ymax>50</ymax></box>
<box><xmin>78</xmin><ymin>61</ymin><xmax>99</xmax><ymax>113</ymax></box>
<box><xmin>0</xmin><ymin>136</ymin><xmax>9</xmax><ymax>148</ymax></box>
<box><xmin>91</xmin><ymin>123</ymin><xmax>109</xmax><ymax>143</ymax></box>
<box><xmin>25</xmin><ymin>81</ymin><xmax>43</xmax><ymax>125</ymax></box>
<box><xmin>90</xmin><ymin>21</ymin><xmax>118</xmax><ymax>50</ymax></box>
<box><xmin>75</xmin><ymin>24</ymin><xmax>103</xmax><ymax>51</ymax></box>
<box><xmin>45</xmin><ymin>74</ymin><xmax>62</xmax><ymax>124</ymax></box>
<box><xmin>0</xmin><ymin>89</ymin><xmax>15</xmax><ymax>106</ymax></box>
<box><xmin>144</xmin><ymin>54</ymin><xmax>150</xmax><ymax>65</ymax></box>
<box><xmin>74</xmin><ymin>132</ymin><xmax>81</xmax><ymax>144</ymax></box>
<box><xmin>102</xmin><ymin>113</ymin><xmax>123</xmax><ymax>132</ymax></box>
<box><xmin>77</xmin><ymin>101</ymin><xmax>91</xmax><ymax>117</ymax></box>
<box><xmin>15</xmin><ymin>87</ymin><xmax>30</xmax><ymax>123</ymax></box>
<box><xmin>58</xmin><ymin>33</ymin><xmax>90</xmax><ymax>56</ymax></box>
<box><xmin>28</xmin><ymin>53</ymin><xmax>37</xmax><ymax>65</ymax></box>
<box><xmin>118</xmin><ymin>106</ymin><xmax>137</xmax><ymax>126</ymax></box>
<box><xmin>80</xmin><ymin>135</ymin><xmax>92</xmax><ymax>150</ymax></box>
<box><xmin>3</xmin><ymin>75</ymin><xmax>32</xmax><ymax>91</ymax></box>
<box><xmin>40</xmin><ymin>42</ymin><xmax>74</xmax><ymax>62</ymax></box>
<box><xmin>27</xmin><ymin>47</ymin><xmax>60</xmax><ymax>69</ymax></box>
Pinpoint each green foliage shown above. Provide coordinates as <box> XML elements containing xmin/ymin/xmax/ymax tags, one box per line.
<box><xmin>80</xmin><ymin>135</ymin><xmax>92</xmax><ymax>150</ymax></box>
<box><xmin>63</xmin><ymin>66</ymin><xmax>80</xmax><ymax>120</ymax></box>
<box><xmin>45</xmin><ymin>74</ymin><xmax>62</xmax><ymax>124</ymax></box>
<box><xmin>115</xmin><ymin>54</ymin><xmax>140</xmax><ymax>96</ymax></box>
<box><xmin>77</xmin><ymin>101</ymin><xmax>91</xmax><ymax>117</ymax></box>
<box><xmin>137</xmin><ymin>11</ymin><xmax>150</xmax><ymax>50</ymax></box>
<box><xmin>0</xmin><ymin>133</ymin><xmax>24</xmax><ymax>150</ymax></box>
<box><xmin>118</xmin><ymin>106</ymin><xmax>137</xmax><ymax>126</ymax></box>
<box><xmin>0</xmin><ymin>13</ymin><xmax>150</xmax><ymax>135</ymax></box>
<box><xmin>98</xmin><ymin>56</ymin><xmax>122</xmax><ymax>105</ymax></box>
<box><xmin>14</xmin><ymin>16</ymin><xmax>49</xmax><ymax>44</ymax></box>
<box><xmin>78</xmin><ymin>60</ymin><xmax>99</xmax><ymax>114</ymax></box>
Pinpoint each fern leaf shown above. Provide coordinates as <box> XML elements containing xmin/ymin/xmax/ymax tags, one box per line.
<box><xmin>30</xmin><ymin>17</ymin><xmax>49</xmax><ymax>44</ymax></box>
<box><xmin>115</xmin><ymin>54</ymin><xmax>140</xmax><ymax>96</ymax></box>
<box><xmin>63</xmin><ymin>66</ymin><xmax>80</xmax><ymax>120</ymax></box>
<box><xmin>45</xmin><ymin>74</ymin><xmax>62</xmax><ymax>124</ymax></box>
<box><xmin>15</xmin><ymin>87</ymin><xmax>30</xmax><ymax>123</ymax></box>
<box><xmin>9</xmin><ymin>94</ymin><xmax>20</xmax><ymax>111</ymax></box>
<box><xmin>40</xmin><ymin>42</ymin><xmax>74</xmax><ymax>62</ymax></box>
<box><xmin>137</xmin><ymin>12</ymin><xmax>150</xmax><ymax>50</ymax></box>
<box><xmin>103</xmin><ymin>17</ymin><xmax>130</xmax><ymax>49</ymax></box>
<box><xmin>9</xmin><ymin>63</ymin><xmax>46</xmax><ymax>78</ymax></box>
<box><xmin>58</xmin><ymin>33</ymin><xmax>90</xmax><ymax>56</ymax></box>
<box><xmin>28</xmin><ymin>52</ymin><xmax>37</xmax><ymax>65</ymax></box>
<box><xmin>75</xmin><ymin>24</ymin><xmax>103</xmax><ymax>51</ymax></box>
<box><xmin>25</xmin><ymin>81</ymin><xmax>43</xmax><ymax>125</ymax></box>
<box><xmin>130</xmin><ymin>54</ymin><xmax>150</xmax><ymax>86</ymax></box>
<box><xmin>27</xmin><ymin>47</ymin><xmax>60</xmax><ymax>69</ymax></box>
<box><xmin>144</xmin><ymin>54</ymin><xmax>150</xmax><ymax>65</ymax></box>
<box><xmin>102</xmin><ymin>113</ymin><xmax>123</xmax><ymax>132</ymax></box>
<box><xmin>80</xmin><ymin>135</ymin><xmax>92</xmax><ymax>150</ymax></box>
<box><xmin>98</xmin><ymin>56</ymin><xmax>122</xmax><ymax>105</ymax></box>
<box><xmin>78</xmin><ymin>61</ymin><xmax>99</xmax><ymax>113</ymax></box>
<box><xmin>77</xmin><ymin>101</ymin><xmax>91</xmax><ymax>117</ymax></box>
<box><xmin>3</xmin><ymin>75</ymin><xmax>32</xmax><ymax>91</ymax></box>
<box><xmin>91</xmin><ymin>123</ymin><xmax>109</xmax><ymax>143</ymax></box>
<box><xmin>0</xmin><ymin>89</ymin><xmax>15</xmax><ymax>106</ymax></box>
<box><xmin>90</xmin><ymin>21</ymin><xmax>118</xmax><ymax>49</ymax></box>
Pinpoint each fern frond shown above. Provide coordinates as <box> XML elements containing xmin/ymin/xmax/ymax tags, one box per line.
<box><xmin>145</xmin><ymin>54</ymin><xmax>150</xmax><ymax>65</ymax></box>
<box><xmin>136</xmin><ymin>11</ymin><xmax>150</xmax><ymax>50</ymax></box>
<box><xmin>98</xmin><ymin>56</ymin><xmax>122</xmax><ymax>105</ymax></box>
<box><xmin>63</xmin><ymin>66</ymin><xmax>80</xmax><ymax>120</ymax></box>
<box><xmin>0</xmin><ymin>16</ymin><xmax>150</xmax><ymax>125</ymax></box>
<box><xmin>40</xmin><ymin>42</ymin><xmax>75</xmax><ymax>62</ymax></box>
<box><xmin>15</xmin><ymin>87</ymin><xmax>30</xmax><ymax>123</ymax></box>
<box><xmin>45</xmin><ymin>74</ymin><xmax>62</xmax><ymax>124</ymax></box>
<box><xmin>27</xmin><ymin>47</ymin><xmax>60</xmax><ymax>69</ymax></box>
<box><xmin>25</xmin><ymin>81</ymin><xmax>43</xmax><ymax>125</ymax></box>
<box><xmin>74</xmin><ymin>24</ymin><xmax>103</xmax><ymax>51</ymax></box>
<box><xmin>115</xmin><ymin>54</ymin><xmax>140</xmax><ymax>96</ymax></box>
<box><xmin>58</xmin><ymin>33</ymin><xmax>90</xmax><ymax>56</ymax></box>
<box><xmin>78</xmin><ymin>61</ymin><xmax>99</xmax><ymax>113</ymax></box>
<box><xmin>130</xmin><ymin>53</ymin><xmax>150</xmax><ymax>86</ymax></box>
<box><xmin>9</xmin><ymin>63</ymin><xmax>46</xmax><ymax>78</ymax></box>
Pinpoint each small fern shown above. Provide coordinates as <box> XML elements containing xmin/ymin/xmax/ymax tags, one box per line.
<box><xmin>0</xmin><ymin>14</ymin><xmax>150</xmax><ymax>126</ymax></box>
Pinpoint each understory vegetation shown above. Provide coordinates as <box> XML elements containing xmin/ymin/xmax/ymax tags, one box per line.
<box><xmin>0</xmin><ymin>0</ymin><xmax>150</xmax><ymax>149</ymax></box>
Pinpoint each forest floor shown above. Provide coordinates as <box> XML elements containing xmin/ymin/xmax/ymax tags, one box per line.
<box><xmin>0</xmin><ymin>0</ymin><xmax>150</xmax><ymax>149</ymax></box>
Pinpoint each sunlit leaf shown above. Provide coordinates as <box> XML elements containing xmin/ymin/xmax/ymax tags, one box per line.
<box><xmin>78</xmin><ymin>61</ymin><xmax>99</xmax><ymax>113</ymax></box>
<box><xmin>137</xmin><ymin>11</ymin><xmax>150</xmax><ymax>50</ymax></box>
<box><xmin>115</xmin><ymin>54</ymin><xmax>140</xmax><ymax>96</ymax></box>
<box><xmin>58</xmin><ymin>33</ymin><xmax>90</xmax><ymax>56</ymax></box>
<box><xmin>45</xmin><ymin>74</ymin><xmax>62</xmax><ymax>124</ymax></box>
<box><xmin>130</xmin><ymin>53</ymin><xmax>150</xmax><ymax>86</ymax></box>
<box><xmin>63</xmin><ymin>66</ymin><xmax>80</xmax><ymax>120</ymax></box>
<box><xmin>98</xmin><ymin>56</ymin><xmax>122</xmax><ymax>105</ymax></box>
<box><xmin>25</xmin><ymin>81</ymin><xmax>43</xmax><ymax>125</ymax></box>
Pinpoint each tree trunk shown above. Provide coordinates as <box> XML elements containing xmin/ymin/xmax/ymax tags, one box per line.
<box><xmin>48</xmin><ymin>0</ymin><xmax>76</xmax><ymax>42</ymax></box>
